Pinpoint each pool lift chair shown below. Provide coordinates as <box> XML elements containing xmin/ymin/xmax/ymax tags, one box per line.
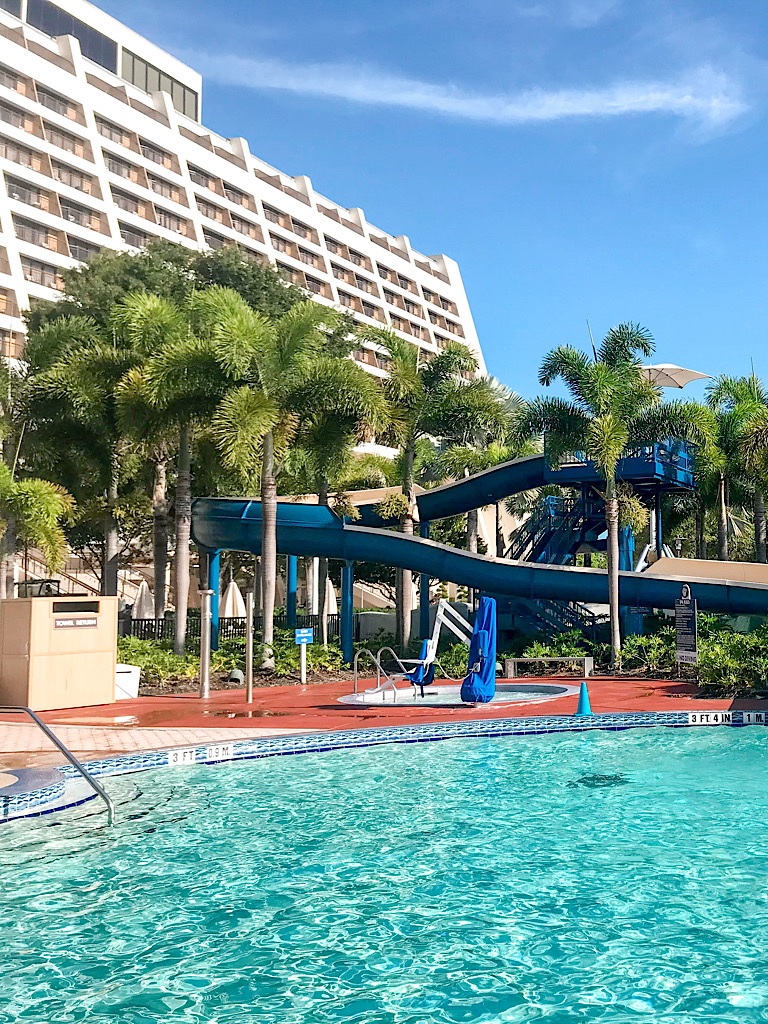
<box><xmin>364</xmin><ymin>599</ymin><xmax>475</xmax><ymax>702</ymax></box>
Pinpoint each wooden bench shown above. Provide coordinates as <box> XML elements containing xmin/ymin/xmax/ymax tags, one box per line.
<box><xmin>504</xmin><ymin>656</ymin><xmax>594</xmax><ymax>679</ymax></box>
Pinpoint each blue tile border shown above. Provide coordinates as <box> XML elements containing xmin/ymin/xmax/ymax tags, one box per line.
<box><xmin>2</xmin><ymin>708</ymin><xmax>765</xmax><ymax>822</ymax></box>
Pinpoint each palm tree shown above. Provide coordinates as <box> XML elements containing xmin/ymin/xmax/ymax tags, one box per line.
<box><xmin>114</xmin><ymin>291</ymin><xmax>230</xmax><ymax>654</ymax></box>
<box><xmin>288</xmin><ymin>359</ymin><xmax>388</xmax><ymax>643</ymax></box>
<box><xmin>523</xmin><ymin>322</ymin><xmax>710</xmax><ymax>666</ymax></box>
<box><xmin>24</xmin><ymin>317</ymin><xmax>143</xmax><ymax>595</ymax></box>
<box><xmin>373</xmin><ymin>331</ymin><xmax>510</xmax><ymax>645</ymax></box>
<box><xmin>148</xmin><ymin>289</ymin><xmax>364</xmax><ymax>668</ymax></box>
<box><xmin>707</xmin><ymin>373</ymin><xmax>768</xmax><ymax>562</ymax></box>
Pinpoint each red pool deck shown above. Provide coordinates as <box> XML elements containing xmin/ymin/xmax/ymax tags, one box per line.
<box><xmin>0</xmin><ymin>675</ymin><xmax>761</xmax><ymax>770</ymax></box>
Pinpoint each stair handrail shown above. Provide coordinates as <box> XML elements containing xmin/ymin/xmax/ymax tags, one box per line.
<box><xmin>0</xmin><ymin>706</ymin><xmax>115</xmax><ymax>825</ymax></box>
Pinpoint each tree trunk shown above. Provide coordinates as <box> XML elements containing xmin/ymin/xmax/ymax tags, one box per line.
<box><xmin>317</xmin><ymin>477</ymin><xmax>329</xmax><ymax>646</ymax></box>
<box><xmin>605</xmin><ymin>480</ymin><xmax>621</xmax><ymax>669</ymax></box>
<box><xmin>495</xmin><ymin>502</ymin><xmax>504</xmax><ymax>559</ymax></box>
<box><xmin>260</xmin><ymin>430</ymin><xmax>277</xmax><ymax>670</ymax></box>
<box><xmin>152</xmin><ymin>456</ymin><xmax>168</xmax><ymax>618</ymax></box>
<box><xmin>397</xmin><ymin>438</ymin><xmax>416</xmax><ymax>650</ymax></box>
<box><xmin>755</xmin><ymin>486</ymin><xmax>767</xmax><ymax>563</ymax></box>
<box><xmin>466</xmin><ymin>507</ymin><xmax>478</xmax><ymax>604</ymax></box>
<box><xmin>717</xmin><ymin>473</ymin><xmax>729</xmax><ymax>561</ymax></box>
<box><xmin>102</xmin><ymin>454</ymin><xmax>120</xmax><ymax>597</ymax></box>
<box><xmin>1</xmin><ymin>516</ymin><xmax>16</xmax><ymax>598</ymax></box>
<box><xmin>173</xmin><ymin>424</ymin><xmax>191</xmax><ymax>656</ymax></box>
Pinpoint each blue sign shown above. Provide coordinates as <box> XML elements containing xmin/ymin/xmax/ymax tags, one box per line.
<box><xmin>295</xmin><ymin>628</ymin><xmax>314</xmax><ymax>645</ymax></box>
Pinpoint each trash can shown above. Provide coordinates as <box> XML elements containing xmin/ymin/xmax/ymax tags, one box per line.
<box><xmin>0</xmin><ymin>596</ymin><xmax>118</xmax><ymax>711</ymax></box>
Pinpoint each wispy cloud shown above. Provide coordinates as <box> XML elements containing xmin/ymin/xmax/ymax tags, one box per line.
<box><xmin>189</xmin><ymin>53</ymin><xmax>746</xmax><ymax>131</ymax></box>
<box><xmin>516</xmin><ymin>0</ymin><xmax>623</xmax><ymax>29</ymax></box>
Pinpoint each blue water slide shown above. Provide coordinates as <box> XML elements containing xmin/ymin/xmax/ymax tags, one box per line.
<box><xmin>416</xmin><ymin>454</ymin><xmax>546</xmax><ymax>522</ymax></box>
<box><xmin>192</xmin><ymin>497</ymin><xmax>768</xmax><ymax>616</ymax></box>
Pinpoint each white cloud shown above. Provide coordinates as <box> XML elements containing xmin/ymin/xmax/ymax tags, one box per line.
<box><xmin>516</xmin><ymin>0</ymin><xmax>622</xmax><ymax>28</ymax></box>
<box><xmin>189</xmin><ymin>53</ymin><xmax>746</xmax><ymax>131</ymax></box>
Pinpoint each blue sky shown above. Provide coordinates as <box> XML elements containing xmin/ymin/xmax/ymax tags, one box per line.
<box><xmin>99</xmin><ymin>0</ymin><xmax>767</xmax><ymax>402</ymax></box>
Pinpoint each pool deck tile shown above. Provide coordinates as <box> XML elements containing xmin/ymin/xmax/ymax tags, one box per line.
<box><xmin>0</xmin><ymin>674</ymin><xmax>762</xmax><ymax>769</ymax></box>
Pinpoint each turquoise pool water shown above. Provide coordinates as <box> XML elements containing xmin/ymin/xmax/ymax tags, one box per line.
<box><xmin>3</xmin><ymin>727</ymin><xmax>768</xmax><ymax>1022</ymax></box>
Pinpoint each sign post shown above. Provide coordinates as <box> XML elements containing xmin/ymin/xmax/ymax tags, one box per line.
<box><xmin>295</xmin><ymin>627</ymin><xmax>314</xmax><ymax>685</ymax></box>
<box><xmin>675</xmin><ymin>583</ymin><xmax>698</xmax><ymax>666</ymax></box>
<box><xmin>245</xmin><ymin>591</ymin><xmax>254</xmax><ymax>704</ymax></box>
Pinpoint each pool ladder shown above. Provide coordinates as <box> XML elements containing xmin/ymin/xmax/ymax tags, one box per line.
<box><xmin>1</xmin><ymin>706</ymin><xmax>115</xmax><ymax>825</ymax></box>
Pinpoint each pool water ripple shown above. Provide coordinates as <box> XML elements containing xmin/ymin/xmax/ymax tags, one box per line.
<box><xmin>3</xmin><ymin>728</ymin><xmax>768</xmax><ymax>1021</ymax></box>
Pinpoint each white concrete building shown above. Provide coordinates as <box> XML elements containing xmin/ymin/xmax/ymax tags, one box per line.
<box><xmin>0</xmin><ymin>0</ymin><xmax>486</xmax><ymax>378</ymax></box>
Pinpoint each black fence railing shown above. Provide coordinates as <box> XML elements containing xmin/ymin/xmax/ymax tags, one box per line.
<box><xmin>127</xmin><ymin>612</ymin><xmax>349</xmax><ymax>643</ymax></box>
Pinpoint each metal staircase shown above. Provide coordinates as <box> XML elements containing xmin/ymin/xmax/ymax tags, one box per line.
<box><xmin>506</xmin><ymin>494</ymin><xmax>605</xmax><ymax>565</ymax></box>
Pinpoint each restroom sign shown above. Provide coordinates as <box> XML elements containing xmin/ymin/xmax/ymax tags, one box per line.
<box><xmin>675</xmin><ymin>584</ymin><xmax>698</xmax><ymax>665</ymax></box>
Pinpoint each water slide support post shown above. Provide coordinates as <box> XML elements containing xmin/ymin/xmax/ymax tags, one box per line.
<box><xmin>342</xmin><ymin>561</ymin><xmax>354</xmax><ymax>667</ymax></box>
<box><xmin>208</xmin><ymin>548</ymin><xmax>220</xmax><ymax>652</ymax></box>
<box><xmin>287</xmin><ymin>554</ymin><xmax>298</xmax><ymax>629</ymax></box>
<box><xmin>419</xmin><ymin>520</ymin><xmax>431</xmax><ymax>640</ymax></box>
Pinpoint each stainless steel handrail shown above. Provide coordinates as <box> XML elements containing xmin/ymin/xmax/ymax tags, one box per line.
<box><xmin>0</xmin><ymin>706</ymin><xmax>115</xmax><ymax>825</ymax></box>
<box><xmin>352</xmin><ymin>649</ymin><xmax>379</xmax><ymax>694</ymax></box>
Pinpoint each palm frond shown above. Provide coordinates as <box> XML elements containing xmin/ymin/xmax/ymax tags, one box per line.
<box><xmin>210</xmin><ymin>386</ymin><xmax>279</xmax><ymax>478</ymax></box>
<box><xmin>597</xmin><ymin>322</ymin><xmax>655</xmax><ymax>365</ymax></box>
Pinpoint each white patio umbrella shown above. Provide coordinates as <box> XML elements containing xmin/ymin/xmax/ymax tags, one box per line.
<box><xmin>221</xmin><ymin>579</ymin><xmax>246</xmax><ymax>618</ymax></box>
<box><xmin>324</xmin><ymin>575</ymin><xmax>338</xmax><ymax>615</ymax></box>
<box><xmin>131</xmin><ymin>580</ymin><xmax>156</xmax><ymax>619</ymax></box>
<box><xmin>641</xmin><ymin>363</ymin><xmax>710</xmax><ymax>389</ymax></box>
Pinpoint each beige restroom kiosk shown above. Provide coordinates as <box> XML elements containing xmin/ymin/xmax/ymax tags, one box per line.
<box><xmin>0</xmin><ymin>596</ymin><xmax>118</xmax><ymax>711</ymax></box>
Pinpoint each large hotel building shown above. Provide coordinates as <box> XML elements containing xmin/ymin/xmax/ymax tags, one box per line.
<box><xmin>0</xmin><ymin>0</ymin><xmax>485</xmax><ymax>377</ymax></box>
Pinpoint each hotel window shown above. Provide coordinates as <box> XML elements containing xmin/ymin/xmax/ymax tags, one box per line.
<box><xmin>45</xmin><ymin>124</ymin><xmax>85</xmax><ymax>158</ymax></box>
<box><xmin>404</xmin><ymin>299</ymin><xmax>421</xmax><ymax>316</ymax></box>
<box><xmin>189</xmin><ymin>166</ymin><xmax>214</xmax><ymax>189</ymax></box>
<box><xmin>196</xmin><ymin>197</ymin><xmax>226</xmax><ymax>223</ymax></box>
<box><xmin>59</xmin><ymin>198</ymin><xmax>95</xmax><ymax>228</ymax></box>
<box><xmin>0</xmin><ymin>1</ymin><xmax>21</xmax><ymax>17</ymax></box>
<box><xmin>422</xmin><ymin>287</ymin><xmax>437</xmax><ymax>303</ymax></box>
<box><xmin>361</xmin><ymin>301</ymin><xmax>377</xmax><ymax>319</ymax></box>
<box><xmin>105</xmin><ymin>154</ymin><xmax>139</xmax><ymax>182</ymax></box>
<box><xmin>231</xmin><ymin>215</ymin><xmax>259</xmax><ymax>240</ymax></box>
<box><xmin>110</xmin><ymin>188</ymin><xmax>139</xmax><ymax>215</ymax></box>
<box><xmin>67</xmin><ymin>236</ymin><xmax>100</xmax><ymax>262</ymax></box>
<box><xmin>331</xmin><ymin>265</ymin><xmax>345</xmax><ymax>280</ymax></box>
<box><xmin>21</xmin><ymin>256</ymin><xmax>62</xmax><ymax>289</ymax></box>
<box><xmin>298</xmin><ymin>247</ymin><xmax>320</xmax><ymax>268</ymax></box>
<box><xmin>119</xmin><ymin>223</ymin><xmax>150</xmax><ymax>248</ymax></box>
<box><xmin>156</xmin><ymin>209</ymin><xmax>183</xmax><ymax>233</ymax></box>
<box><xmin>356</xmin><ymin>275</ymin><xmax>376</xmax><ymax>294</ymax></box>
<box><xmin>203</xmin><ymin>229</ymin><xmax>227</xmax><ymax>249</ymax></box>
<box><xmin>263</xmin><ymin>205</ymin><xmax>283</xmax><ymax>225</ymax></box>
<box><xmin>0</xmin><ymin>65</ymin><xmax>21</xmax><ymax>93</ymax></box>
<box><xmin>14</xmin><ymin>216</ymin><xmax>55</xmax><ymax>249</ymax></box>
<box><xmin>349</xmin><ymin>250</ymin><xmax>368</xmax><ymax>268</ymax></box>
<box><xmin>148</xmin><ymin>174</ymin><xmax>183</xmax><ymax>203</ymax></box>
<box><xmin>325</xmin><ymin>237</ymin><xmax>342</xmax><ymax>255</ymax></box>
<box><xmin>96</xmin><ymin>118</ymin><xmax>131</xmax><ymax>147</ymax></box>
<box><xmin>36</xmin><ymin>88</ymin><xmax>72</xmax><ymax>118</ymax></box>
<box><xmin>122</xmin><ymin>50</ymin><xmax>198</xmax><ymax>120</ymax></box>
<box><xmin>6</xmin><ymin>177</ymin><xmax>45</xmax><ymax>209</ymax></box>
<box><xmin>291</xmin><ymin>219</ymin><xmax>310</xmax><ymax>239</ymax></box>
<box><xmin>270</xmin><ymin>234</ymin><xmax>292</xmax><ymax>255</ymax></box>
<box><xmin>53</xmin><ymin>162</ymin><xmax>92</xmax><ymax>193</ymax></box>
<box><xmin>377</xmin><ymin>264</ymin><xmax>393</xmax><ymax>281</ymax></box>
<box><xmin>305</xmin><ymin>275</ymin><xmax>325</xmax><ymax>296</ymax></box>
<box><xmin>338</xmin><ymin>291</ymin><xmax>355</xmax><ymax>308</ymax></box>
<box><xmin>139</xmin><ymin>140</ymin><xmax>171</xmax><ymax>168</ymax></box>
<box><xmin>0</xmin><ymin>137</ymin><xmax>39</xmax><ymax>171</ymax></box>
<box><xmin>27</xmin><ymin>0</ymin><xmax>118</xmax><ymax>73</ymax></box>
<box><xmin>223</xmin><ymin>184</ymin><xmax>248</xmax><ymax>207</ymax></box>
<box><xmin>0</xmin><ymin>102</ymin><xmax>28</xmax><ymax>130</ymax></box>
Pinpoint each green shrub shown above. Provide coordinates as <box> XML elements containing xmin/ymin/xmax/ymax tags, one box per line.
<box><xmin>620</xmin><ymin>627</ymin><xmax>676</xmax><ymax>672</ymax></box>
<box><xmin>117</xmin><ymin>636</ymin><xmax>198</xmax><ymax>685</ymax></box>
<box><xmin>522</xmin><ymin>630</ymin><xmax>591</xmax><ymax>659</ymax></box>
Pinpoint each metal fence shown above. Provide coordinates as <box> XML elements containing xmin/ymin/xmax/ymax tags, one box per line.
<box><xmin>128</xmin><ymin>612</ymin><xmax>345</xmax><ymax>642</ymax></box>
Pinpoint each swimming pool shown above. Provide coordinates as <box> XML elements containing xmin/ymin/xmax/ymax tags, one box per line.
<box><xmin>4</xmin><ymin>726</ymin><xmax>768</xmax><ymax>1022</ymax></box>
